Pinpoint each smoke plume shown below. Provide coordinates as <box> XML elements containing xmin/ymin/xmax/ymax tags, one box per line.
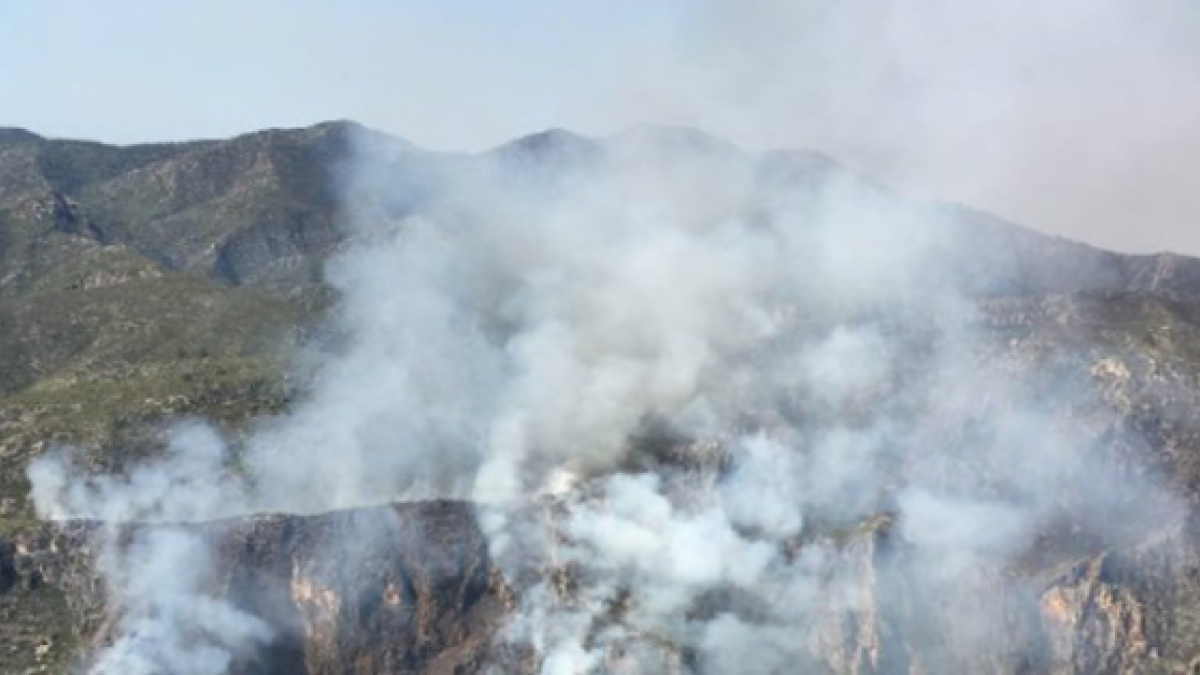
<box><xmin>587</xmin><ymin>0</ymin><xmax>1200</xmax><ymax>255</ymax></box>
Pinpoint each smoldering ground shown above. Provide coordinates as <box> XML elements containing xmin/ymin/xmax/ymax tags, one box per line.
<box><xmin>25</xmin><ymin>127</ymin><xmax>1184</xmax><ymax>674</ymax></box>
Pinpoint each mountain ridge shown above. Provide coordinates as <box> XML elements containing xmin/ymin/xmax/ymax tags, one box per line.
<box><xmin>5</xmin><ymin>121</ymin><xmax>1198</xmax><ymax>293</ymax></box>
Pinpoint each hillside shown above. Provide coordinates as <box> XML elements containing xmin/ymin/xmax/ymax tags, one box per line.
<box><xmin>5</xmin><ymin>123</ymin><xmax>1200</xmax><ymax>673</ymax></box>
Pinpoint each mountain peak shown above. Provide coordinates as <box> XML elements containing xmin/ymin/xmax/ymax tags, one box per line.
<box><xmin>489</xmin><ymin>128</ymin><xmax>598</xmax><ymax>161</ymax></box>
<box><xmin>0</xmin><ymin>127</ymin><xmax>43</xmax><ymax>146</ymax></box>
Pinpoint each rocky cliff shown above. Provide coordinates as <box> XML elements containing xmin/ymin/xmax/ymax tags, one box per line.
<box><xmin>2</xmin><ymin>502</ymin><xmax>509</xmax><ymax>674</ymax></box>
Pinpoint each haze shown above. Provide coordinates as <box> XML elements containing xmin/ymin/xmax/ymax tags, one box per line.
<box><xmin>3</xmin><ymin>0</ymin><xmax>1199</xmax><ymax>255</ymax></box>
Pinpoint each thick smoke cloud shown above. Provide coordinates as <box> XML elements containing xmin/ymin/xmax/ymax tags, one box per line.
<box><xmin>589</xmin><ymin>0</ymin><xmax>1200</xmax><ymax>255</ymax></box>
<box><xmin>27</xmin><ymin>125</ymin><xmax>1182</xmax><ymax>673</ymax></box>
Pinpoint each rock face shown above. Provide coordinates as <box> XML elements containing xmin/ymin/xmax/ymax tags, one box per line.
<box><xmin>748</xmin><ymin>513</ymin><xmax>1200</xmax><ymax>675</ymax></box>
<box><xmin>1037</xmin><ymin>522</ymin><xmax>1200</xmax><ymax>675</ymax></box>
<box><xmin>3</xmin><ymin>502</ymin><xmax>509</xmax><ymax>675</ymax></box>
<box><xmin>9</xmin><ymin>501</ymin><xmax>1200</xmax><ymax>674</ymax></box>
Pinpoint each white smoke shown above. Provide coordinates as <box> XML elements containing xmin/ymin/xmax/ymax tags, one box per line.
<box><xmin>88</xmin><ymin>528</ymin><xmax>273</xmax><ymax>675</ymax></box>
<box><xmin>589</xmin><ymin>0</ymin><xmax>1200</xmax><ymax>256</ymax></box>
<box><xmin>28</xmin><ymin>421</ymin><xmax>242</xmax><ymax>522</ymax></box>
<box><xmin>26</xmin><ymin>126</ymin><xmax>1182</xmax><ymax>673</ymax></box>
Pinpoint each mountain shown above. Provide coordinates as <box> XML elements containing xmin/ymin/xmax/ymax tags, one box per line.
<box><xmin>5</xmin><ymin>123</ymin><xmax>1200</xmax><ymax>673</ymax></box>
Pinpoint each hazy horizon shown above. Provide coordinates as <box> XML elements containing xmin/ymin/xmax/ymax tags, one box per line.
<box><xmin>4</xmin><ymin>0</ymin><xmax>1200</xmax><ymax>255</ymax></box>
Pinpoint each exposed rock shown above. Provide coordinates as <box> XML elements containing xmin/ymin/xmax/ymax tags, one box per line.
<box><xmin>3</xmin><ymin>502</ymin><xmax>507</xmax><ymax>675</ymax></box>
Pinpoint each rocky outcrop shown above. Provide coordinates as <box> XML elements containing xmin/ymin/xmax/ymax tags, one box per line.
<box><xmin>6</xmin><ymin>498</ymin><xmax>1200</xmax><ymax>673</ymax></box>
<box><xmin>1</xmin><ymin>502</ymin><xmax>508</xmax><ymax>675</ymax></box>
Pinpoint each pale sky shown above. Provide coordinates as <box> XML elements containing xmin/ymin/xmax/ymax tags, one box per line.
<box><xmin>4</xmin><ymin>0</ymin><xmax>1200</xmax><ymax>255</ymax></box>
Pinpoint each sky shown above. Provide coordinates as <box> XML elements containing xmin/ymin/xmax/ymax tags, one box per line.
<box><xmin>3</xmin><ymin>0</ymin><xmax>1200</xmax><ymax>255</ymax></box>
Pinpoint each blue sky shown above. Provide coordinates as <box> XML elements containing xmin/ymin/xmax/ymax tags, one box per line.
<box><xmin>4</xmin><ymin>0</ymin><xmax>1200</xmax><ymax>254</ymax></box>
<box><xmin>0</xmin><ymin>1</ymin><xmax>693</xmax><ymax>147</ymax></box>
